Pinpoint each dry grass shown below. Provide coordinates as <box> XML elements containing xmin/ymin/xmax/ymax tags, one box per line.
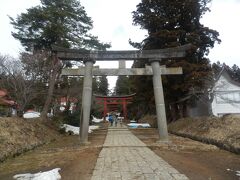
<box><xmin>0</xmin><ymin>117</ymin><xmax>60</xmax><ymax>162</ymax></box>
<box><xmin>138</xmin><ymin>114</ymin><xmax>158</xmax><ymax>127</ymax></box>
<box><xmin>137</xmin><ymin>114</ymin><xmax>240</xmax><ymax>153</ymax></box>
<box><xmin>168</xmin><ymin>115</ymin><xmax>240</xmax><ymax>153</ymax></box>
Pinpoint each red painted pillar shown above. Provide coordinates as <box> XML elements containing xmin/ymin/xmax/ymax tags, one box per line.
<box><xmin>103</xmin><ymin>98</ymin><xmax>107</xmax><ymax>120</ymax></box>
<box><xmin>123</xmin><ymin>99</ymin><xmax>127</xmax><ymax>120</ymax></box>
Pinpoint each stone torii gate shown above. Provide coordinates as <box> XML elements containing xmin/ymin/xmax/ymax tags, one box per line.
<box><xmin>53</xmin><ymin>44</ymin><xmax>192</xmax><ymax>144</ymax></box>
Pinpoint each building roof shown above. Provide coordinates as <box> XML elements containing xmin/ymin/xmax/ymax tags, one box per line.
<box><xmin>0</xmin><ymin>89</ymin><xmax>15</xmax><ymax>106</ymax></box>
<box><xmin>94</xmin><ymin>93</ymin><xmax>136</xmax><ymax>99</ymax></box>
<box><xmin>0</xmin><ymin>89</ymin><xmax>7</xmax><ymax>97</ymax></box>
<box><xmin>215</xmin><ymin>67</ymin><xmax>240</xmax><ymax>87</ymax></box>
<box><xmin>59</xmin><ymin>97</ymin><xmax>78</xmax><ymax>103</ymax></box>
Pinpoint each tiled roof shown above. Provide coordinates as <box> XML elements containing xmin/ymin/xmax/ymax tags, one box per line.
<box><xmin>0</xmin><ymin>89</ymin><xmax>15</xmax><ymax>106</ymax></box>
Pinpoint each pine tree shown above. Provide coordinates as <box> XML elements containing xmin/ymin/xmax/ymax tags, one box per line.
<box><xmin>9</xmin><ymin>0</ymin><xmax>110</xmax><ymax>118</ymax></box>
<box><xmin>97</xmin><ymin>76</ymin><xmax>109</xmax><ymax>96</ymax></box>
<box><xmin>115</xmin><ymin>76</ymin><xmax>132</xmax><ymax>95</ymax></box>
<box><xmin>130</xmin><ymin>0</ymin><xmax>221</xmax><ymax>119</ymax></box>
<box><xmin>10</xmin><ymin>0</ymin><xmax>110</xmax><ymax>51</ymax></box>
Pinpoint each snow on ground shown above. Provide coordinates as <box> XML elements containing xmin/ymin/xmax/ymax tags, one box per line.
<box><xmin>127</xmin><ymin>123</ymin><xmax>151</xmax><ymax>128</ymax></box>
<box><xmin>13</xmin><ymin>168</ymin><xmax>61</xmax><ymax>180</ymax></box>
<box><xmin>226</xmin><ymin>168</ymin><xmax>240</xmax><ymax>177</ymax></box>
<box><xmin>92</xmin><ymin>116</ymin><xmax>103</xmax><ymax>123</ymax></box>
<box><xmin>62</xmin><ymin>124</ymin><xmax>79</xmax><ymax>134</ymax></box>
<box><xmin>62</xmin><ymin>124</ymin><xmax>99</xmax><ymax>134</ymax></box>
<box><xmin>89</xmin><ymin>125</ymin><xmax>99</xmax><ymax>133</ymax></box>
<box><xmin>23</xmin><ymin>111</ymin><xmax>40</xmax><ymax>119</ymax></box>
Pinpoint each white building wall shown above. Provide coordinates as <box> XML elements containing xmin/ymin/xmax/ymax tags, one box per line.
<box><xmin>212</xmin><ymin>75</ymin><xmax>240</xmax><ymax>116</ymax></box>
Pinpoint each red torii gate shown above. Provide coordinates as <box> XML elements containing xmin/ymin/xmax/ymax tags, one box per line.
<box><xmin>94</xmin><ymin>94</ymin><xmax>135</xmax><ymax>120</ymax></box>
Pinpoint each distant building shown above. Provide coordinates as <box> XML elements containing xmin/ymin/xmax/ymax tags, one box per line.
<box><xmin>169</xmin><ymin>67</ymin><xmax>240</xmax><ymax>119</ymax></box>
<box><xmin>211</xmin><ymin>69</ymin><xmax>240</xmax><ymax>117</ymax></box>
<box><xmin>0</xmin><ymin>89</ymin><xmax>16</xmax><ymax>116</ymax></box>
<box><xmin>58</xmin><ymin>97</ymin><xmax>78</xmax><ymax>113</ymax></box>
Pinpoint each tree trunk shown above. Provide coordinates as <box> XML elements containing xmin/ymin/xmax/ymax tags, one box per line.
<box><xmin>208</xmin><ymin>92</ymin><xmax>214</xmax><ymax>116</ymax></box>
<box><xmin>169</xmin><ymin>104</ymin><xmax>178</xmax><ymax>122</ymax></box>
<box><xmin>182</xmin><ymin>103</ymin><xmax>187</xmax><ymax>117</ymax></box>
<box><xmin>178</xmin><ymin>103</ymin><xmax>183</xmax><ymax>118</ymax></box>
<box><xmin>41</xmin><ymin>55</ymin><xmax>61</xmax><ymax>119</ymax></box>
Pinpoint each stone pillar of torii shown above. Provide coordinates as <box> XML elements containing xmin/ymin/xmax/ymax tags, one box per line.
<box><xmin>53</xmin><ymin>44</ymin><xmax>192</xmax><ymax>144</ymax></box>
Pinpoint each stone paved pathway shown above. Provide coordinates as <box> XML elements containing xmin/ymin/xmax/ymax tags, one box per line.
<box><xmin>91</xmin><ymin>125</ymin><xmax>189</xmax><ymax>180</ymax></box>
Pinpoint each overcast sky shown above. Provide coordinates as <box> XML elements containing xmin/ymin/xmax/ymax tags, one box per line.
<box><xmin>1</xmin><ymin>0</ymin><xmax>240</xmax><ymax>88</ymax></box>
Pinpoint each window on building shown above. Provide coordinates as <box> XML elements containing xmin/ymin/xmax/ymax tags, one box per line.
<box><xmin>216</xmin><ymin>91</ymin><xmax>240</xmax><ymax>104</ymax></box>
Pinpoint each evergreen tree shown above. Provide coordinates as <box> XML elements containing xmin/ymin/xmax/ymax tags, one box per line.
<box><xmin>92</xmin><ymin>77</ymin><xmax>99</xmax><ymax>94</ymax></box>
<box><xmin>97</xmin><ymin>76</ymin><xmax>109</xmax><ymax>96</ymax></box>
<box><xmin>130</xmin><ymin>0</ymin><xmax>220</xmax><ymax>119</ymax></box>
<box><xmin>231</xmin><ymin>64</ymin><xmax>240</xmax><ymax>83</ymax></box>
<box><xmin>10</xmin><ymin>0</ymin><xmax>110</xmax><ymax>51</ymax></box>
<box><xmin>91</xmin><ymin>76</ymin><xmax>109</xmax><ymax>118</ymax></box>
<box><xmin>9</xmin><ymin>0</ymin><xmax>110</xmax><ymax>118</ymax></box>
<box><xmin>115</xmin><ymin>76</ymin><xmax>132</xmax><ymax>95</ymax></box>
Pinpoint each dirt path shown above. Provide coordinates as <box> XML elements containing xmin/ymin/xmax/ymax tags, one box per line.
<box><xmin>156</xmin><ymin>150</ymin><xmax>239</xmax><ymax>180</ymax></box>
<box><xmin>131</xmin><ymin>128</ymin><xmax>240</xmax><ymax>180</ymax></box>
<box><xmin>0</xmin><ymin>126</ymin><xmax>239</xmax><ymax>180</ymax></box>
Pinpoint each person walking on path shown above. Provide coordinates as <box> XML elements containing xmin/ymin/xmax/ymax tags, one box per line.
<box><xmin>118</xmin><ymin>116</ymin><xmax>123</xmax><ymax>127</ymax></box>
<box><xmin>108</xmin><ymin>113</ymin><xmax>113</xmax><ymax>126</ymax></box>
<box><xmin>112</xmin><ymin>112</ymin><xmax>118</xmax><ymax>127</ymax></box>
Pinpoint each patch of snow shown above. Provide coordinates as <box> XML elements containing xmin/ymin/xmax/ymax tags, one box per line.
<box><xmin>89</xmin><ymin>125</ymin><xmax>99</xmax><ymax>133</ymax></box>
<box><xmin>236</xmin><ymin>171</ymin><xmax>240</xmax><ymax>177</ymax></box>
<box><xmin>62</xmin><ymin>124</ymin><xmax>99</xmax><ymax>134</ymax></box>
<box><xmin>13</xmin><ymin>168</ymin><xmax>61</xmax><ymax>180</ymax></box>
<box><xmin>127</xmin><ymin>123</ymin><xmax>151</xmax><ymax>128</ymax></box>
<box><xmin>47</xmin><ymin>113</ymin><xmax>53</xmax><ymax>118</ymax></box>
<box><xmin>23</xmin><ymin>111</ymin><xmax>40</xmax><ymax>119</ymax></box>
<box><xmin>118</xmin><ymin>117</ymin><xmax>124</xmax><ymax>120</ymax></box>
<box><xmin>92</xmin><ymin>116</ymin><xmax>103</xmax><ymax>123</ymax></box>
<box><xmin>62</xmin><ymin>124</ymin><xmax>79</xmax><ymax>134</ymax></box>
<box><xmin>105</xmin><ymin>116</ymin><xmax>109</xmax><ymax>121</ymax></box>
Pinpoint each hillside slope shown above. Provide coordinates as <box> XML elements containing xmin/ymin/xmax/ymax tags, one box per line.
<box><xmin>0</xmin><ymin>117</ymin><xmax>60</xmax><ymax>162</ymax></box>
<box><xmin>168</xmin><ymin>115</ymin><xmax>240</xmax><ymax>154</ymax></box>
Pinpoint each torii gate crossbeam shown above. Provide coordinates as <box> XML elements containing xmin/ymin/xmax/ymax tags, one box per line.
<box><xmin>95</xmin><ymin>94</ymin><xmax>135</xmax><ymax>120</ymax></box>
<box><xmin>53</xmin><ymin>44</ymin><xmax>193</xmax><ymax>144</ymax></box>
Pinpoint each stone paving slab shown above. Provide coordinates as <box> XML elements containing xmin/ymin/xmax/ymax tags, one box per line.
<box><xmin>92</xmin><ymin>127</ymin><xmax>189</xmax><ymax>180</ymax></box>
<box><xmin>104</xmin><ymin>129</ymin><xmax>146</xmax><ymax>147</ymax></box>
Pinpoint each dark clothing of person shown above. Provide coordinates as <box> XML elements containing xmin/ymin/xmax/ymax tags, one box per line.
<box><xmin>109</xmin><ymin>114</ymin><xmax>113</xmax><ymax>126</ymax></box>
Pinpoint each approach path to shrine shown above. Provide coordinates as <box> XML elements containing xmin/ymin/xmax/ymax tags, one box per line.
<box><xmin>91</xmin><ymin>125</ymin><xmax>189</xmax><ymax>180</ymax></box>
